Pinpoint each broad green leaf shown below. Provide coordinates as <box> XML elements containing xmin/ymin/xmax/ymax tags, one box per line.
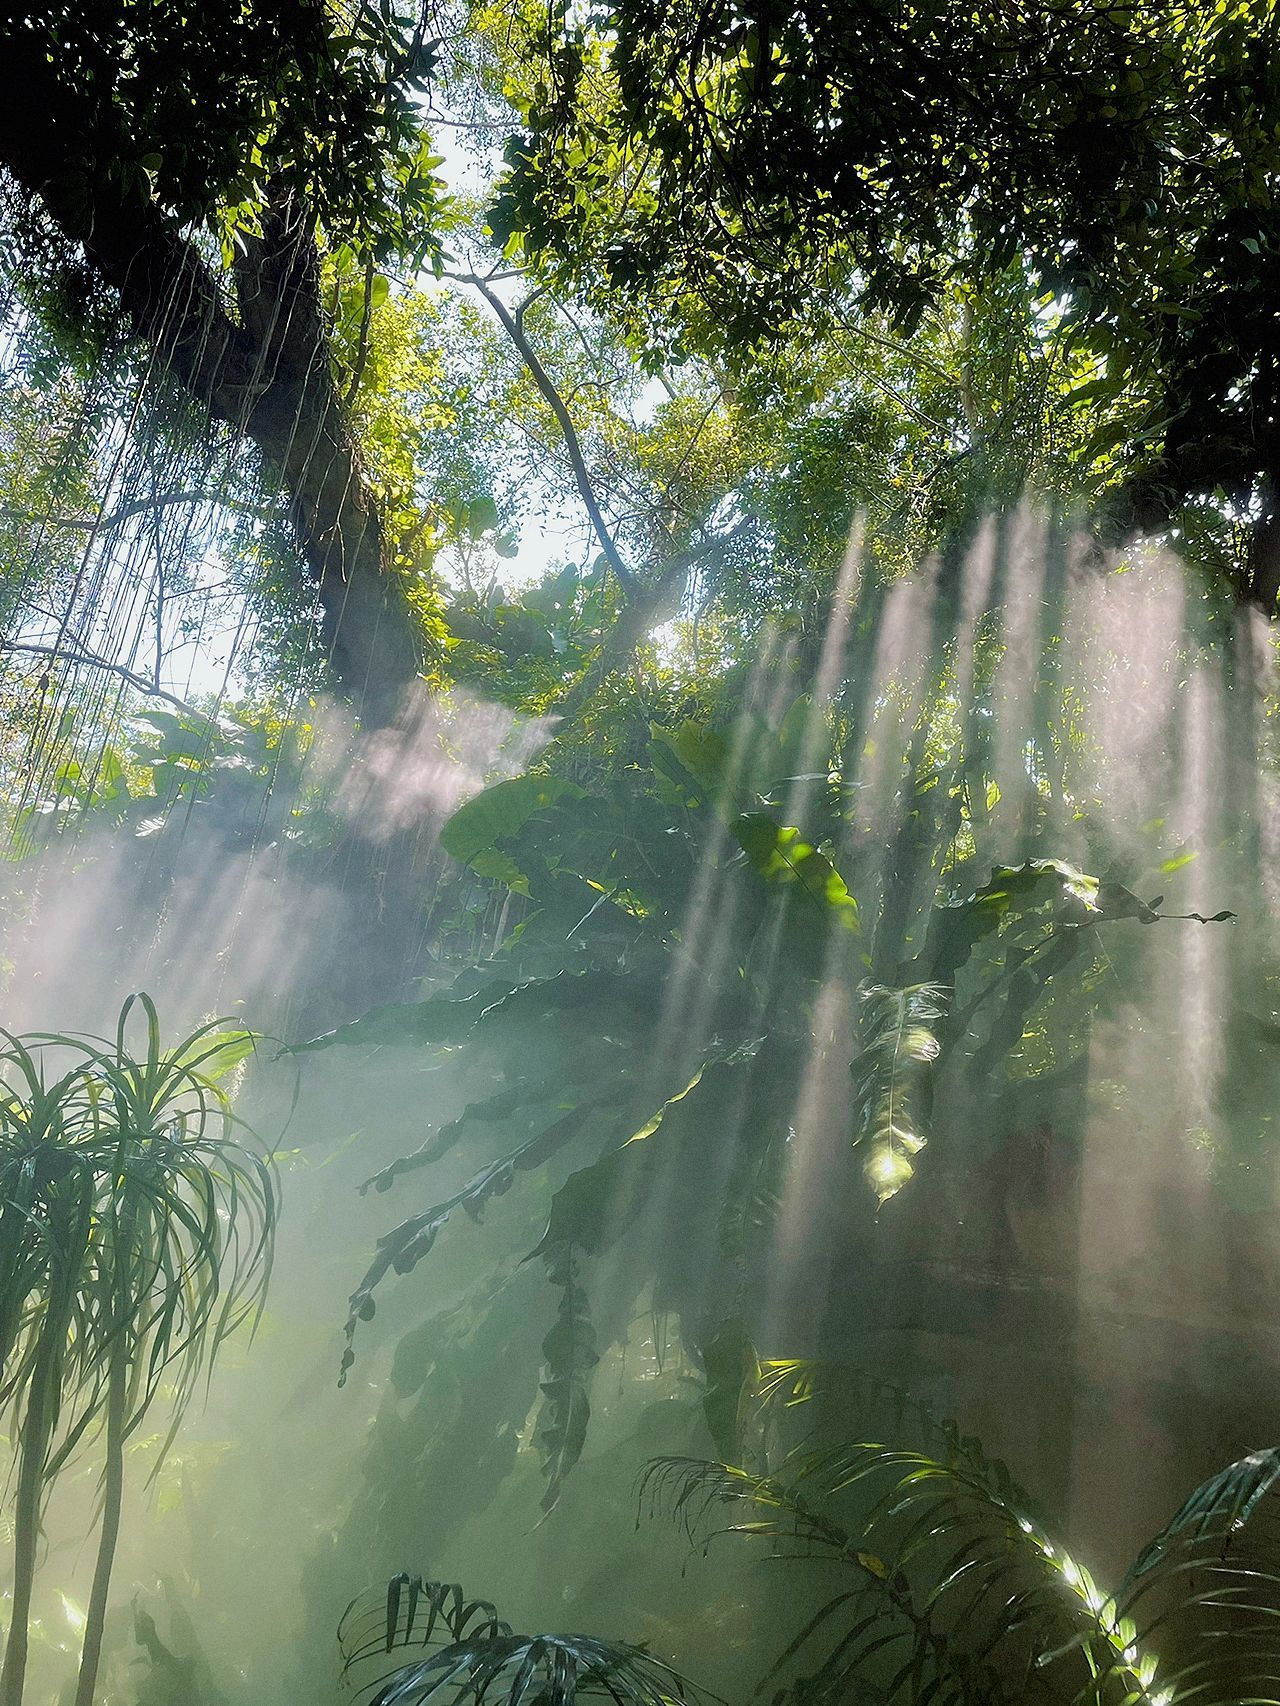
<box><xmin>733</xmin><ymin>812</ymin><xmax>859</xmax><ymax>930</ymax></box>
<box><xmin>440</xmin><ymin>775</ymin><xmax>587</xmax><ymax>890</ymax></box>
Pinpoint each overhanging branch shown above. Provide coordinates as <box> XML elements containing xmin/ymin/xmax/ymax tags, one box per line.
<box><xmin>455</xmin><ymin>271</ymin><xmax>638</xmax><ymax>598</ymax></box>
<box><xmin>0</xmin><ymin>640</ymin><xmax>203</xmax><ymax>717</ymax></box>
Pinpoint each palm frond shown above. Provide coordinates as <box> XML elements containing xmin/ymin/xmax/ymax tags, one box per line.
<box><xmin>643</xmin><ymin>1444</ymin><xmax>1150</xmax><ymax>1706</ymax></box>
<box><xmin>365</xmin><ymin>1632</ymin><xmax>694</xmax><ymax>1706</ymax></box>
<box><xmin>1095</xmin><ymin>1449</ymin><xmax>1280</xmax><ymax>1706</ymax></box>
<box><xmin>339</xmin><ymin>1576</ymin><xmax>707</xmax><ymax>1706</ymax></box>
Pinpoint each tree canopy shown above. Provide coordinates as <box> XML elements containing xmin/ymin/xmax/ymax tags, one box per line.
<box><xmin>4</xmin><ymin>6</ymin><xmax>1280</xmax><ymax>1706</ymax></box>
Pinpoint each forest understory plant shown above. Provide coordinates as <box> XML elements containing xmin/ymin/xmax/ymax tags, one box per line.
<box><xmin>0</xmin><ymin>995</ymin><xmax>277</xmax><ymax>1706</ymax></box>
<box><xmin>295</xmin><ymin>696</ymin><xmax>1238</xmax><ymax>1517</ymax></box>
<box><xmin>338</xmin><ymin>1574</ymin><xmax>706</xmax><ymax>1706</ymax></box>
<box><xmin>644</xmin><ymin>1429</ymin><xmax>1280</xmax><ymax>1706</ymax></box>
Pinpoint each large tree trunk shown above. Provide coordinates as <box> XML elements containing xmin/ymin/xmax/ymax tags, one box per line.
<box><xmin>1245</xmin><ymin>477</ymin><xmax>1280</xmax><ymax>617</ymax></box>
<box><xmin>0</xmin><ymin>37</ymin><xmax>421</xmax><ymax>725</ymax></box>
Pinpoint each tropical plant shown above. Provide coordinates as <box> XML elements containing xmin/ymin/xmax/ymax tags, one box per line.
<box><xmin>338</xmin><ymin>1572</ymin><xmax>704</xmax><ymax>1706</ymax></box>
<box><xmin>0</xmin><ymin>995</ymin><xmax>277</xmax><ymax>1706</ymax></box>
<box><xmin>644</xmin><ymin>1433</ymin><xmax>1280</xmax><ymax>1706</ymax></box>
<box><xmin>294</xmin><ymin>658</ymin><xmax>1237</xmax><ymax>1519</ymax></box>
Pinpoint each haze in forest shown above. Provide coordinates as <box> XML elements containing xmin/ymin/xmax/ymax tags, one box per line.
<box><xmin>4</xmin><ymin>5</ymin><xmax>1280</xmax><ymax>1706</ymax></box>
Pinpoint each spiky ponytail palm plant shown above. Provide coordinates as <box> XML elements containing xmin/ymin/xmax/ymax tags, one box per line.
<box><xmin>0</xmin><ymin>995</ymin><xmax>276</xmax><ymax>1706</ymax></box>
<box><xmin>0</xmin><ymin>1046</ymin><xmax>101</xmax><ymax>1706</ymax></box>
<box><xmin>644</xmin><ymin>1441</ymin><xmax>1280</xmax><ymax>1706</ymax></box>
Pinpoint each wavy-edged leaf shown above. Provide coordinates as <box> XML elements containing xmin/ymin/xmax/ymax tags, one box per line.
<box><xmin>851</xmin><ymin>984</ymin><xmax>947</xmax><ymax>1207</ymax></box>
<box><xmin>339</xmin><ymin>1084</ymin><xmax>631</xmax><ymax>1385</ymax></box>
<box><xmin>359</xmin><ymin>1075</ymin><xmax>565</xmax><ymax>1197</ymax></box>
<box><xmin>535</xmin><ymin>1242</ymin><xmax>599</xmax><ymax>1516</ymax></box>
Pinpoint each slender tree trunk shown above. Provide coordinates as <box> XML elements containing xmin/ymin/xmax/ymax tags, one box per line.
<box><xmin>72</xmin><ymin>1344</ymin><xmax>128</xmax><ymax>1706</ymax></box>
<box><xmin>0</xmin><ymin>1326</ymin><xmax>59</xmax><ymax>1706</ymax></box>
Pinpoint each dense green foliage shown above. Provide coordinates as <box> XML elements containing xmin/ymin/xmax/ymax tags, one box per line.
<box><xmin>4</xmin><ymin>2</ymin><xmax>1280</xmax><ymax>1704</ymax></box>
<box><xmin>495</xmin><ymin>0</ymin><xmax>1280</xmax><ymax>575</ymax></box>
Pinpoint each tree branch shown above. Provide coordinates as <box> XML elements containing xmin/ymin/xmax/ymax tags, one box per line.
<box><xmin>0</xmin><ymin>38</ymin><xmax>423</xmax><ymax>722</ymax></box>
<box><xmin>0</xmin><ymin>640</ymin><xmax>203</xmax><ymax>717</ymax></box>
<box><xmin>454</xmin><ymin>272</ymin><xmax>638</xmax><ymax>598</ymax></box>
<box><xmin>553</xmin><ymin>524</ymin><xmax>750</xmax><ymax>719</ymax></box>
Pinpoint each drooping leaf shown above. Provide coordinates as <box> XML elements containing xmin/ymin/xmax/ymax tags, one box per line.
<box><xmin>339</xmin><ymin>1085</ymin><xmax>630</xmax><ymax>1384</ymax></box>
<box><xmin>440</xmin><ymin>775</ymin><xmax>588</xmax><ymax>893</ymax></box>
<box><xmin>292</xmin><ymin>970</ymin><xmax>655</xmax><ymax>1055</ymax></box>
<box><xmin>359</xmin><ymin>1075</ymin><xmax>564</xmax><ymax>1197</ymax></box>
<box><xmin>924</xmin><ymin>859</ymin><xmax>1100</xmax><ymax>984</ymax></box>
<box><xmin>528</xmin><ymin>1047</ymin><xmax>760</xmax><ymax>1265</ymax></box>
<box><xmin>534</xmin><ymin>1241</ymin><xmax>599</xmax><ymax>1516</ymax></box>
<box><xmin>288</xmin><ymin>980</ymin><xmax>516</xmax><ymax>1053</ymax></box>
<box><xmin>363</xmin><ymin>1626</ymin><xmax>699</xmax><ymax>1706</ymax></box>
<box><xmin>1123</xmin><ymin>1447</ymin><xmax>1280</xmax><ymax>1586</ymax></box>
<box><xmin>851</xmin><ymin>984</ymin><xmax>947</xmax><ymax>1207</ymax></box>
<box><xmin>732</xmin><ymin>812</ymin><xmax>859</xmax><ymax>930</ymax></box>
<box><xmin>698</xmin><ymin>1316</ymin><xmax>760</xmax><ymax>1462</ymax></box>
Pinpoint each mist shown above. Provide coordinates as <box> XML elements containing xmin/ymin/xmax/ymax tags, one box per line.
<box><xmin>4</xmin><ymin>511</ymin><xmax>1279</xmax><ymax>1706</ymax></box>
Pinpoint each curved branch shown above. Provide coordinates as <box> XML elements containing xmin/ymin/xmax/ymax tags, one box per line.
<box><xmin>454</xmin><ymin>272</ymin><xmax>638</xmax><ymax>598</ymax></box>
<box><xmin>0</xmin><ymin>38</ymin><xmax>423</xmax><ymax>723</ymax></box>
<box><xmin>0</xmin><ymin>640</ymin><xmax>203</xmax><ymax>717</ymax></box>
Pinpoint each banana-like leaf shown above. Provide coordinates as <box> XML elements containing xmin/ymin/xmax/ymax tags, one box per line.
<box><xmin>732</xmin><ymin>811</ymin><xmax>860</xmax><ymax>930</ymax></box>
<box><xmin>535</xmin><ymin>1242</ymin><xmax>599</xmax><ymax>1517</ymax></box>
<box><xmin>523</xmin><ymin>1047</ymin><xmax>762</xmax><ymax>1508</ymax></box>
<box><xmin>291</xmin><ymin>971</ymin><xmax>657</xmax><ymax>1054</ymax></box>
<box><xmin>339</xmin><ymin>1086</ymin><xmax>631</xmax><ymax>1385</ymax></box>
<box><xmin>697</xmin><ymin>1317</ymin><xmax>760</xmax><ymax>1464</ymax></box>
<box><xmin>851</xmin><ymin>983</ymin><xmax>947</xmax><ymax>1207</ymax></box>
<box><xmin>440</xmin><ymin>774</ymin><xmax>587</xmax><ymax>894</ymax></box>
<box><xmin>359</xmin><ymin>1075</ymin><xmax>566</xmax><ymax>1197</ymax></box>
<box><xmin>527</xmin><ymin>1046</ymin><xmax>762</xmax><ymax>1266</ymax></box>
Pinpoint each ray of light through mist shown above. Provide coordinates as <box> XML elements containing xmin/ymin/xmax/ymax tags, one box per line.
<box><xmin>3</xmin><ymin>508</ymin><xmax>1280</xmax><ymax>1706</ymax></box>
